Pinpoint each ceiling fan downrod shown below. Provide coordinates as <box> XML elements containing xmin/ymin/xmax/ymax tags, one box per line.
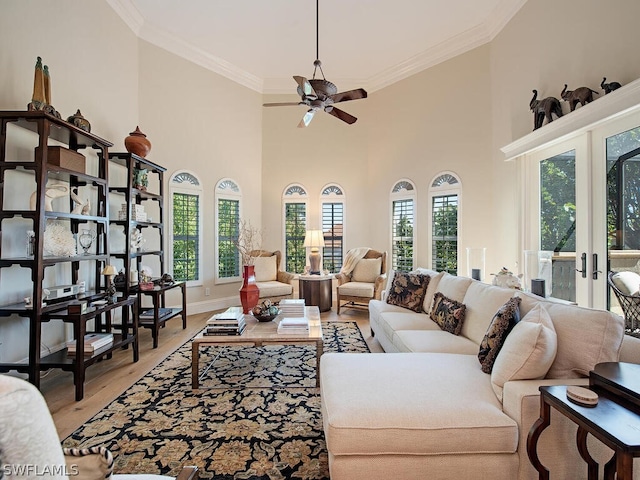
<box><xmin>312</xmin><ymin>0</ymin><xmax>325</xmax><ymax>80</ymax></box>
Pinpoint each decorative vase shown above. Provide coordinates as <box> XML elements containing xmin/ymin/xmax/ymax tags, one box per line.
<box><xmin>67</xmin><ymin>109</ymin><xmax>91</xmax><ymax>132</ymax></box>
<box><xmin>239</xmin><ymin>265</ymin><xmax>259</xmax><ymax>314</ymax></box>
<box><xmin>124</xmin><ymin>126</ymin><xmax>152</xmax><ymax>158</ymax></box>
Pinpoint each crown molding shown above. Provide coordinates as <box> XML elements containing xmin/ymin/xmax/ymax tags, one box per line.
<box><xmin>105</xmin><ymin>0</ymin><xmax>144</xmax><ymax>35</ymax></box>
<box><xmin>107</xmin><ymin>0</ymin><xmax>526</xmax><ymax>95</ymax></box>
<box><xmin>501</xmin><ymin>77</ymin><xmax>640</xmax><ymax>160</ymax></box>
<box><xmin>139</xmin><ymin>22</ymin><xmax>263</xmax><ymax>92</ymax></box>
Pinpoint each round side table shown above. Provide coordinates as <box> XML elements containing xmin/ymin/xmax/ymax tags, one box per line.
<box><xmin>299</xmin><ymin>274</ymin><xmax>333</xmax><ymax>312</ymax></box>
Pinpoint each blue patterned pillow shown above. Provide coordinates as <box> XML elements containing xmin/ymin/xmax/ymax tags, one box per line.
<box><xmin>386</xmin><ymin>272</ymin><xmax>430</xmax><ymax>312</ymax></box>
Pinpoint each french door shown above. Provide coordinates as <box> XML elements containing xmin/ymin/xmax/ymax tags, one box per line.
<box><xmin>524</xmin><ymin>112</ymin><xmax>640</xmax><ymax>310</ymax></box>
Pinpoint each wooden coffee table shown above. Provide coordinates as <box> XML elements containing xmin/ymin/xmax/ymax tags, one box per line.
<box><xmin>191</xmin><ymin>306</ymin><xmax>323</xmax><ymax>389</ymax></box>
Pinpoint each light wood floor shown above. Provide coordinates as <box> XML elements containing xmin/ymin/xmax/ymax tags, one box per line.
<box><xmin>40</xmin><ymin>303</ymin><xmax>382</xmax><ymax>439</ymax></box>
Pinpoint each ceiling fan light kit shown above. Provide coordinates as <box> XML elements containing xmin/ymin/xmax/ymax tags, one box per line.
<box><xmin>263</xmin><ymin>0</ymin><xmax>367</xmax><ymax>128</ymax></box>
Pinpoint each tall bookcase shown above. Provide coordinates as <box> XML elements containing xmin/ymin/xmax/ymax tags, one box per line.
<box><xmin>108</xmin><ymin>152</ymin><xmax>186</xmax><ymax>348</ymax></box>
<box><xmin>0</xmin><ymin>111</ymin><xmax>138</xmax><ymax>399</ymax></box>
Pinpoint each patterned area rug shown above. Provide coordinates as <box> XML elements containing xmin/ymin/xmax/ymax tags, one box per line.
<box><xmin>63</xmin><ymin>321</ymin><xmax>369</xmax><ymax>479</ymax></box>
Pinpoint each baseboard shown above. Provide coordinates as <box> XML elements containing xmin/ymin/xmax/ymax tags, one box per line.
<box><xmin>184</xmin><ymin>296</ymin><xmax>238</xmax><ymax>315</ymax></box>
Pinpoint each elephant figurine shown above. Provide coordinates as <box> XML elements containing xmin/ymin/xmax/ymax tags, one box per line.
<box><xmin>601</xmin><ymin>77</ymin><xmax>622</xmax><ymax>94</ymax></box>
<box><xmin>530</xmin><ymin>89</ymin><xmax>563</xmax><ymax>130</ymax></box>
<box><xmin>560</xmin><ymin>84</ymin><xmax>599</xmax><ymax>111</ymax></box>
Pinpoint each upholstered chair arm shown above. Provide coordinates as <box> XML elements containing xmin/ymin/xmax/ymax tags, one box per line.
<box><xmin>373</xmin><ymin>273</ymin><xmax>387</xmax><ymax>299</ymax></box>
<box><xmin>334</xmin><ymin>272</ymin><xmax>351</xmax><ymax>286</ymax></box>
<box><xmin>277</xmin><ymin>271</ymin><xmax>295</xmax><ymax>284</ymax></box>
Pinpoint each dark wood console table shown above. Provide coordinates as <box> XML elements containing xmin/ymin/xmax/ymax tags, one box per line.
<box><xmin>527</xmin><ymin>362</ymin><xmax>640</xmax><ymax>480</ymax></box>
<box><xmin>137</xmin><ymin>281</ymin><xmax>187</xmax><ymax>348</ymax></box>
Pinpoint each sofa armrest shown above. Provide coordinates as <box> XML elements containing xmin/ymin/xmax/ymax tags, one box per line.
<box><xmin>277</xmin><ymin>271</ymin><xmax>295</xmax><ymax>284</ymax></box>
<box><xmin>335</xmin><ymin>272</ymin><xmax>350</xmax><ymax>286</ymax></box>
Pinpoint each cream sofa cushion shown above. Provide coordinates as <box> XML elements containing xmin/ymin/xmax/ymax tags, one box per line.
<box><xmin>393</xmin><ymin>330</ymin><xmax>480</xmax><ymax>354</ymax></box>
<box><xmin>436</xmin><ymin>273</ymin><xmax>472</xmax><ymax>303</ymax></box>
<box><xmin>413</xmin><ymin>269</ymin><xmax>445</xmax><ymax>312</ymax></box>
<box><xmin>253</xmin><ymin>255</ymin><xmax>277</xmax><ymax>282</ymax></box>
<box><xmin>516</xmin><ymin>291</ymin><xmax>624</xmax><ymax>378</ymax></box>
<box><xmin>491</xmin><ymin>303</ymin><xmax>557</xmax><ymax>401</ymax></box>
<box><xmin>321</xmin><ymin>352</ymin><xmax>518</xmax><ymax>456</ymax></box>
<box><xmin>352</xmin><ymin>257</ymin><xmax>382</xmax><ymax>283</ymax></box>
<box><xmin>462</xmin><ymin>282</ymin><xmax>516</xmax><ymax>346</ymax></box>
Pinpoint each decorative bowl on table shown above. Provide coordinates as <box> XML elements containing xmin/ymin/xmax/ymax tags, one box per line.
<box><xmin>252</xmin><ymin>300</ymin><xmax>281</xmax><ymax>322</ymax></box>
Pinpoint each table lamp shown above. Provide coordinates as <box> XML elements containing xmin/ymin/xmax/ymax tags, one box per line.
<box><xmin>101</xmin><ymin>264</ymin><xmax>118</xmax><ymax>303</ymax></box>
<box><xmin>303</xmin><ymin>229</ymin><xmax>325</xmax><ymax>275</ymax></box>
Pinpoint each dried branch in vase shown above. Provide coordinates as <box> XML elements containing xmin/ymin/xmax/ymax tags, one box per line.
<box><xmin>233</xmin><ymin>219</ymin><xmax>263</xmax><ymax>266</ymax></box>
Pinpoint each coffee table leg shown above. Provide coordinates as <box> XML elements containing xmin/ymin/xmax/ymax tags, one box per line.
<box><xmin>192</xmin><ymin>341</ymin><xmax>199</xmax><ymax>389</ymax></box>
<box><xmin>316</xmin><ymin>340</ymin><xmax>323</xmax><ymax>388</ymax></box>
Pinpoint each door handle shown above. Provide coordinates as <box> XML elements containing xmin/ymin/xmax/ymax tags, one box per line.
<box><xmin>592</xmin><ymin>253</ymin><xmax>602</xmax><ymax>280</ymax></box>
<box><xmin>576</xmin><ymin>252</ymin><xmax>587</xmax><ymax>278</ymax></box>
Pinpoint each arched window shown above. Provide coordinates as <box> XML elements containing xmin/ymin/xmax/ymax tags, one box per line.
<box><xmin>169</xmin><ymin>171</ymin><xmax>202</xmax><ymax>286</ymax></box>
<box><xmin>390</xmin><ymin>180</ymin><xmax>416</xmax><ymax>271</ymax></box>
<box><xmin>215</xmin><ymin>178</ymin><xmax>242</xmax><ymax>283</ymax></box>
<box><xmin>320</xmin><ymin>184</ymin><xmax>345</xmax><ymax>273</ymax></box>
<box><xmin>429</xmin><ymin>172</ymin><xmax>461</xmax><ymax>274</ymax></box>
<box><xmin>283</xmin><ymin>184</ymin><xmax>308</xmax><ymax>273</ymax></box>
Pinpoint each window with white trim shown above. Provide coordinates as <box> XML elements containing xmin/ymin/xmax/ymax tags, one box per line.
<box><xmin>215</xmin><ymin>179</ymin><xmax>241</xmax><ymax>283</ymax></box>
<box><xmin>390</xmin><ymin>180</ymin><xmax>415</xmax><ymax>271</ymax></box>
<box><xmin>283</xmin><ymin>184</ymin><xmax>307</xmax><ymax>274</ymax></box>
<box><xmin>429</xmin><ymin>172</ymin><xmax>461</xmax><ymax>274</ymax></box>
<box><xmin>321</xmin><ymin>184</ymin><xmax>345</xmax><ymax>273</ymax></box>
<box><xmin>169</xmin><ymin>171</ymin><xmax>202</xmax><ymax>286</ymax></box>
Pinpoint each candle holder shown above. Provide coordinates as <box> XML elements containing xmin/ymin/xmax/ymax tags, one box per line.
<box><xmin>466</xmin><ymin>247</ymin><xmax>486</xmax><ymax>281</ymax></box>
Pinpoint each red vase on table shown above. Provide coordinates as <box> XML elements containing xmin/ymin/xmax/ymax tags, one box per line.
<box><xmin>239</xmin><ymin>265</ymin><xmax>259</xmax><ymax>314</ymax></box>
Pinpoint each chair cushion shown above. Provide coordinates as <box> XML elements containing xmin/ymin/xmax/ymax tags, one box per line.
<box><xmin>255</xmin><ymin>280</ymin><xmax>292</xmax><ymax>297</ymax></box>
<box><xmin>491</xmin><ymin>303</ymin><xmax>557</xmax><ymax>401</ymax></box>
<box><xmin>386</xmin><ymin>272</ymin><xmax>430</xmax><ymax>312</ymax></box>
<box><xmin>321</xmin><ymin>352</ymin><xmax>518</xmax><ymax>456</ymax></box>
<box><xmin>338</xmin><ymin>281</ymin><xmax>375</xmax><ymax>298</ymax></box>
<box><xmin>351</xmin><ymin>257</ymin><xmax>382</xmax><ymax>283</ymax></box>
<box><xmin>430</xmin><ymin>292</ymin><xmax>466</xmax><ymax>335</ymax></box>
<box><xmin>478</xmin><ymin>297</ymin><xmax>521</xmax><ymax>374</ymax></box>
<box><xmin>612</xmin><ymin>271</ymin><xmax>640</xmax><ymax>296</ymax></box>
<box><xmin>253</xmin><ymin>255</ymin><xmax>277</xmax><ymax>282</ymax></box>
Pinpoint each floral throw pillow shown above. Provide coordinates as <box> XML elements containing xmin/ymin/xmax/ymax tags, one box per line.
<box><xmin>430</xmin><ymin>292</ymin><xmax>466</xmax><ymax>335</ymax></box>
<box><xmin>478</xmin><ymin>297</ymin><xmax>522</xmax><ymax>374</ymax></box>
<box><xmin>386</xmin><ymin>272</ymin><xmax>430</xmax><ymax>312</ymax></box>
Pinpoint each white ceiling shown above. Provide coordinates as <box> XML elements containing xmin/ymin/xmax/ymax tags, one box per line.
<box><xmin>107</xmin><ymin>0</ymin><xmax>527</xmax><ymax>94</ymax></box>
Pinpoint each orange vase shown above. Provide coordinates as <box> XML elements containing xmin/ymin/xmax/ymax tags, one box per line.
<box><xmin>239</xmin><ymin>265</ymin><xmax>259</xmax><ymax>314</ymax></box>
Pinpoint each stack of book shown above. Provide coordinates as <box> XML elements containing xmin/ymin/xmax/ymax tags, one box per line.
<box><xmin>118</xmin><ymin>203</ymin><xmax>147</xmax><ymax>222</ymax></box>
<box><xmin>66</xmin><ymin>333</ymin><xmax>113</xmax><ymax>356</ymax></box>
<box><xmin>277</xmin><ymin>317</ymin><xmax>309</xmax><ymax>335</ymax></box>
<box><xmin>279</xmin><ymin>298</ymin><xmax>306</xmax><ymax>317</ymax></box>
<box><xmin>204</xmin><ymin>307</ymin><xmax>246</xmax><ymax>336</ymax></box>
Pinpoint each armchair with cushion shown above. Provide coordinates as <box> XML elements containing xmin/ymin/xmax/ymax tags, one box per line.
<box><xmin>250</xmin><ymin>250</ymin><xmax>294</xmax><ymax>304</ymax></box>
<box><xmin>336</xmin><ymin>248</ymin><xmax>387</xmax><ymax>314</ymax></box>
<box><xmin>0</xmin><ymin>374</ymin><xmax>198</xmax><ymax>480</ymax></box>
<box><xmin>608</xmin><ymin>270</ymin><xmax>640</xmax><ymax>336</ymax></box>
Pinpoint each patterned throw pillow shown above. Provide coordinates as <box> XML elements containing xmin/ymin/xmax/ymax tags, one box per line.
<box><xmin>478</xmin><ymin>297</ymin><xmax>522</xmax><ymax>374</ymax></box>
<box><xmin>430</xmin><ymin>292</ymin><xmax>466</xmax><ymax>335</ymax></box>
<box><xmin>386</xmin><ymin>272</ymin><xmax>430</xmax><ymax>312</ymax></box>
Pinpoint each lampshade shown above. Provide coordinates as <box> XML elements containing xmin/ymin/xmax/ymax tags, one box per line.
<box><xmin>101</xmin><ymin>265</ymin><xmax>118</xmax><ymax>276</ymax></box>
<box><xmin>303</xmin><ymin>230</ymin><xmax>325</xmax><ymax>249</ymax></box>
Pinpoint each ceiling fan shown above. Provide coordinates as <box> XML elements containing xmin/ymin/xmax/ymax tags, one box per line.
<box><xmin>263</xmin><ymin>0</ymin><xmax>368</xmax><ymax>128</ymax></box>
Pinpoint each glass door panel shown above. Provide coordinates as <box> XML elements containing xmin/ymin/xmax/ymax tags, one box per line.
<box><xmin>606</xmin><ymin>127</ymin><xmax>640</xmax><ymax>316</ymax></box>
<box><xmin>540</xmin><ymin>150</ymin><xmax>577</xmax><ymax>303</ymax></box>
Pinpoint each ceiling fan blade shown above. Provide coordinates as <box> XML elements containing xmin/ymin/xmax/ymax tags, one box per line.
<box><xmin>327</xmin><ymin>107</ymin><xmax>357</xmax><ymax>125</ymax></box>
<box><xmin>294</xmin><ymin>76</ymin><xmax>318</xmax><ymax>100</ymax></box>
<box><xmin>331</xmin><ymin>88</ymin><xmax>368</xmax><ymax>103</ymax></box>
<box><xmin>298</xmin><ymin>109</ymin><xmax>316</xmax><ymax>128</ymax></box>
<box><xmin>263</xmin><ymin>102</ymin><xmax>302</xmax><ymax>107</ymax></box>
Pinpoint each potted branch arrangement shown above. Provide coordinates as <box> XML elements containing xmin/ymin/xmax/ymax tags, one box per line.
<box><xmin>233</xmin><ymin>220</ymin><xmax>263</xmax><ymax>313</ymax></box>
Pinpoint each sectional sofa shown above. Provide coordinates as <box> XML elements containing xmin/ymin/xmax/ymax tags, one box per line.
<box><xmin>320</xmin><ymin>268</ymin><xmax>640</xmax><ymax>480</ymax></box>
